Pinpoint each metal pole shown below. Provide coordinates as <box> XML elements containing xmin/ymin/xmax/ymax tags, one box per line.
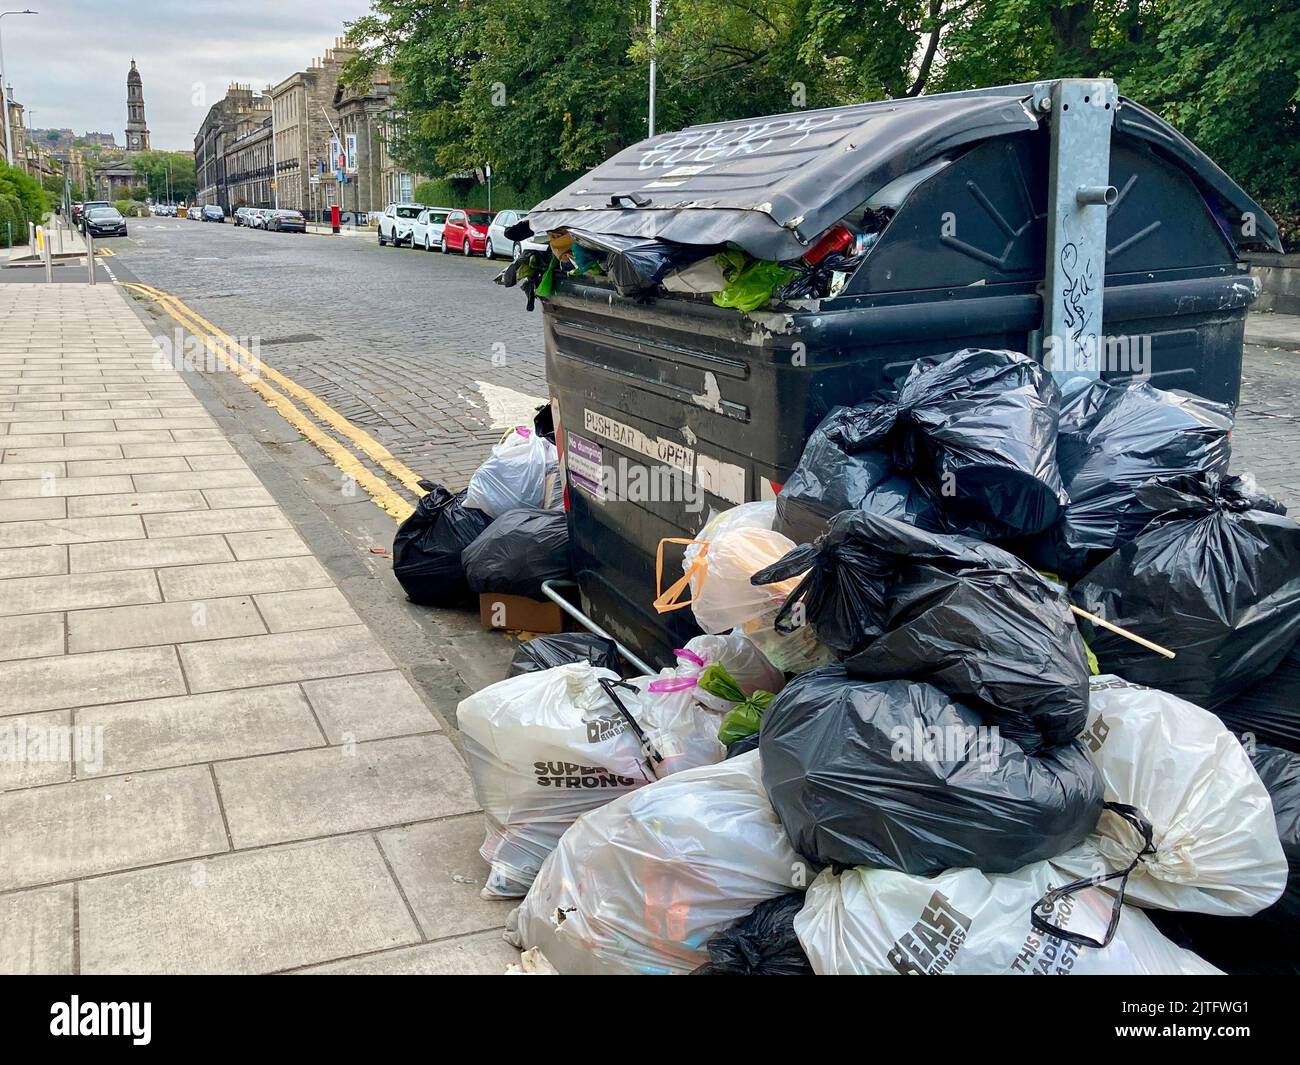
<box><xmin>270</xmin><ymin>96</ymin><xmax>279</xmax><ymax>209</ymax></box>
<box><xmin>648</xmin><ymin>0</ymin><xmax>658</xmax><ymax>138</ymax></box>
<box><xmin>86</xmin><ymin>226</ymin><xmax>94</xmax><ymax>284</ymax></box>
<box><xmin>1038</xmin><ymin>78</ymin><xmax>1118</xmax><ymax>385</ymax></box>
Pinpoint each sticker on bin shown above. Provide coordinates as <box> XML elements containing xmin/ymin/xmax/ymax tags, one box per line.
<box><xmin>584</xmin><ymin>409</ymin><xmax>694</xmax><ymax>472</ymax></box>
<box><xmin>566</xmin><ymin>432</ymin><xmax>606</xmax><ymax>502</ymax></box>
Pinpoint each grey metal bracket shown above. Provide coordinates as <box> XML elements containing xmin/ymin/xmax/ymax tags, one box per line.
<box><xmin>1039</xmin><ymin>79</ymin><xmax>1119</xmax><ymax>383</ymax></box>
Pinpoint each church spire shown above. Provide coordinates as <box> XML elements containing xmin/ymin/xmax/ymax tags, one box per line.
<box><xmin>126</xmin><ymin>59</ymin><xmax>149</xmax><ymax>152</ymax></box>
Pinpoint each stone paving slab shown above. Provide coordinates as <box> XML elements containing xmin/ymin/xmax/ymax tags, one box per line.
<box><xmin>74</xmin><ymin>685</ymin><xmax>325</xmax><ymax>777</ymax></box>
<box><xmin>0</xmin><ymin>885</ymin><xmax>75</xmax><ymax>975</ymax></box>
<box><xmin>213</xmin><ymin>734</ymin><xmax>477</xmax><ymax>848</ymax></box>
<box><xmin>78</xmin><ymin>836</ymin><xmax>420</xmax><ymax>975</ymax></box>
<box><xmin>0</xmin><ymin>284</ymin><xmax>514</xmax><ymax>976</ymax></box>
<box><xmin>0</xmin><ymin>765</ymin><xmax>228</xmax><ymax>891</ymax></box>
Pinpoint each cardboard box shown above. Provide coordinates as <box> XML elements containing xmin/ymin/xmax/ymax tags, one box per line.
<box><xmin>479</xmin><ymin>592</ymin><xmax>564</xmax><ymax>634</ymax></box>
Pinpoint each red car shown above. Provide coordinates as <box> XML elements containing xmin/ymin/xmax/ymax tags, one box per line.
<box><xmin>440</xmin><ymin>209</ymin><xmax>495</xmax><ymax>255</ymax></box>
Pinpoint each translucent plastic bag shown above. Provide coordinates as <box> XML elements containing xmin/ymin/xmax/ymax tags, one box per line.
<box><xmin>1050</xmin><ymin>676</ymin><xmax>1287</xmax><ymax>917</ymax></box>
<box><xmin>511</xmin><ymin>752</ymin><xmax>808</xmax><ymax>975</ymax></box>
<box><xmin>796</xmin><ymin>864</ymin><xmax>1220</xmax><ymax>976</ymax></box>
<box><xmin>464</xmin><ymin>427</ymin><xmax>560</xmax><ymax>518</ymax></box>
<box><xmin>655</xmin><ymin>503</ymin><xmax>834</xmax><ymax>674</ymax></box>
<box><xmin>456</xmin><ymin>663</ymin><xmax>658</xmax><ymax>900</ymax></box>
<box><xmin>649</xmin><ymin>633</ymin><xmax>785</xmax><ymax>713</ymax></box>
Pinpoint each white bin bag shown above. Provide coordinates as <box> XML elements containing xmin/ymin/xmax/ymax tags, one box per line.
<box><xmin>512</xmin><ymin>752</ymin><xmax>807</xmax><ymax>975</ymax></box>
<box><xmin>658</xmin><ymin>503</ymin><xmax>833</xmax><ymax>674</ymax></box>
<box><xmin>464</xmin><ymin>427</ymin><xmax>559</xmax><ymax>518</ymax></box>
<box><xmin>1050</xmin><ymin>676</ymin><xmax>1287</xmax><ymax>917</ymax></box>
<box><xmin>457</xmin><ymin>663</ymin><xmax>657</xmax><ymax>900</ymax></box>
<box><xmin>795</xmin><ymin>864</ymin><xmax>1221</xmax><ymax>976</ymax></box>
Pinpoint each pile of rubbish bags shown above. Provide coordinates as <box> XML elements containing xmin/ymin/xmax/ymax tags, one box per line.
<box><xmin>437</xmin><ymin>346</ymin><xmax>1300</xmax><ymax>976</ymax></box>
<box><xmin>393</xmin><ymin>424</ymin><xmax>572</xmax><ymax>608</ymax></box>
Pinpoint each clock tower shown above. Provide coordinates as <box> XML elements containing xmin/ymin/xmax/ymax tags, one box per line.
<box><xmin>126</xmin><ymin>59</ymin><xmax>150</xmax><ymax>152</ymax></box>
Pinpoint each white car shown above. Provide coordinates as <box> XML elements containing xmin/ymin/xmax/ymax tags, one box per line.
<box><xmin>486</xmin><ymin>208</ymin><xmax>547</xmax><ymax>259</ymax></box>
<box><xmin>377</xmin><ymin>203</ymin><xmax>422</xmax><ymax>247</ymax></box>
<box><xmin>410</xmin><ymin>207</ymin><xmax>451</xmax><ymax>252</ymax></box>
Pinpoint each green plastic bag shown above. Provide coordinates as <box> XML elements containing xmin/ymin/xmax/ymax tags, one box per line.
<box><xmin>698</xmin><ymin>663</ymin><xmax>776</xmax><ymax>745</ymax></box>
<box><xmin>535</xmin><ymin>258</ymin><xmax>556</xmax><ymax>297</ymax></box>
<box><xmin>712</xmin><ymin>257</ymin><xmax>796</xmax><ymax>313</ymax></box>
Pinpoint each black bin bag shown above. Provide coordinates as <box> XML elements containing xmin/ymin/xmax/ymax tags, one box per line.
<box><xmin>462</xmin><ymin>507</ymin><xmax>571</xmax><ymax>599</ymax></box>
<box><xmin>392</xmin><ymin>480</ymin><xmax>492</xmax><ymax>607</ymax></box>
<box><xmin>758</xmin><ymin>667</ymin><xmax>1103</xmax><ymax>875</ymax></box>
<box><xmin>1215</xmin><ymin>642</ymin><xmax>1300</xmax><ymax>751</ymax></box>
<box><xmin>754</xmin><ymin>510</ymin><xmax>1091</xmax><ymax>753</ymax></box>
<box><xmin>1072</xmin><ymin>473</ymin><xmax>1300</xmax><ymax>709</ymax></box>
<box><xmin>692</xmin><ymin>893</ymin><xmax>813</xmax><ymax>976</ymax></box>
<box><xmin>775</xmin><ymin>405</ymin><xmax>943</xmax><ymax>545</ymax></box>
<box><xmin>1149</xmin><ymin>742</ymin><xmax>1300</xmax><ymax>974</ymax></box>
<box><xmin>827</xmin><ymin>349</ymin><xmax>1067</xmax><ymax>540</ymax></box>
<box><xmin>1023</xmin><ymin>378</ymin><xmax>1232</xmax><ymax>579</ymax></box>
<box><xmin>507</xmin><ymin>632</ymin><xmax>622</xmax><ymax>678</ymax></box>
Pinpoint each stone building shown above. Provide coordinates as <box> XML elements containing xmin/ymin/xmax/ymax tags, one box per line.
<box><xmin>225</xmin><ymin>115</ymin><xmax>274</xmax><ymax>209</ymax></box>
<box><xmin>331</xmin><ymin>67</ymin><xmax>426</xmax><ymax>217</ymax></box>
<box><xmin>269</xmin><ymin>40</ymin><xmax>352</xmax><ymax>217</ymax></box>
<box><xmin>194</xmin><ymin>84</ymin><xmax>271</xmax><ymax>211</ymax></box>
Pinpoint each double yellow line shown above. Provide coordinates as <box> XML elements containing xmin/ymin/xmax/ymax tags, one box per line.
<box><xmin>120</xmin><ymin>281</ymin><xmax>423</xmax><ymax>521</ymax></box>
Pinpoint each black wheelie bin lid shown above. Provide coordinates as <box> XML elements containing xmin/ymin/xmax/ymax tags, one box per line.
<box><xmin>529</xmin><ymin>82</ymin><xmax>1281</xmax><ymax>259</ymax></box>
<box><xmin>533</xmin><ymin>82</ymin><xmax>1278</xmax><ymax>668</ymax></box>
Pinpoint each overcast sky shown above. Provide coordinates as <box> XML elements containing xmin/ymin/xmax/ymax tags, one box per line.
<box><xmin>3</xmin><ymin>0</ymin><xmax>369</xmax><ymax>150</ymax></box>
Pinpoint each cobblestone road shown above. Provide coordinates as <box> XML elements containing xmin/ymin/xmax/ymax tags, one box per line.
<box><xmin>106</xmin><ymin>220</ymin><xmax>1300</xmax><ymax>509</ymax></box>
<box><xmin>109</xmin><ymin>220</ymin><xmax>548</xmax><ymax>488</ymax></box>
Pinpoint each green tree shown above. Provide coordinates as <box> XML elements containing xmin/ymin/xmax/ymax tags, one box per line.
<box><xmin>347</xmin><ymin>0</ymin><xmax>1298</xmax><ymax>245</ymax></box>
<box><xmin>0</xmin><ymin>159</ymin><xmax>50</xmax><ymax>224</ymax></box>
<box><xmin>131</xmin><ymin>150</ymin><xmax>196</xmax><ymax>202</ymax></box>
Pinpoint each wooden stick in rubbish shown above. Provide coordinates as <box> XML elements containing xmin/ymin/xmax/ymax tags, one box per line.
<box><xmin>1069</xmin><ymin>605</ymin><xmax>1176</xmax><ymax>660</ymax></box>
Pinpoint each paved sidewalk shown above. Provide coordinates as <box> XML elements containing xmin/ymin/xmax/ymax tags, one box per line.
<box><xmin>0</xmin><ymin>283</ymin><xmax>517</xmax><ymax>975</ymax></box>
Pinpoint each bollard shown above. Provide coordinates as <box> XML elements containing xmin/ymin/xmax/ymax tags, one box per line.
<box><xmin>39</xmin><ymin>225</ymin><xmax>52</xmax><ymax>283</ymax></box>
<box><xmin>28</xmin><ymin>220</ymin><xmax>34</xmax><ymax>247</ymax></box>
<box><xmin>86</xmin><ymin>228</ymin><xmax>95</xmax><ymax>285</ymax></box>
<box><xmin>56</xmin><ymin>214</ymin><xmax>63</xmax><ymax>255</ymax></box>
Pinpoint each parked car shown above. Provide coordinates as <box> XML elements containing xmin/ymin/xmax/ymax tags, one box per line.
<box><xmin>202</xmin><ymin>205</ymin><xmax>225</xmax><ymax>223</ymax></box>
<box><xmin>485</xmin><ymin>209</ymin><xmax>538</xmax><ymax>259</ymax></box>
<box><xmin>441</xmin><ymin>209</ymin><xmax>494</xmax><ymax>255</ymax></box>
<box><xmin>266</xmin><ymin>209</ymin><xmax>306</xmax><ymax>233</ymax></box>
<box><xmin>78</xmin><ymin>201</ymin><xmax>112</xmax><ymax>232</ymax></box>
<box><xmin>410</xmin><ymin>207</ymin><xmax>451</xmax><ymax>251</ymax></box>
<box><xmin>83</xmin><ymin>206</ymin><xmax>128</xmax><ymax>237</ymax></box>
<box><xmin>247</xmin><ymin>209</ymin><xmax>269</xmax><ymax>229</ymax></box>
<box><xmin>71</xmin><ymin>202</ymin><xmax>84</xmax><ymax>225</ymax></box>
<box><xmin>377</xmin><ymin>203</ymin><xmax>422</xmax><ymax>246</ymax></box>
<box><xmin>233</xmin><ymin>207</ymin><xmax>252</xmax><ymax>227</ymax></box>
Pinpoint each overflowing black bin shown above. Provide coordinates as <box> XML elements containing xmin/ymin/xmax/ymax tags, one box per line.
<box><xmin>530</xmin><ymin>82</ymin><xmax>1279</xmax><ymax>665</ymax></box>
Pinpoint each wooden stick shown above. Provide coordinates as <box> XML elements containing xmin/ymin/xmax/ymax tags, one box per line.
<box><xmin>1070</xmin><ymin>605</ymin><xmax>1177</xmax><ymax>660</ymax></box>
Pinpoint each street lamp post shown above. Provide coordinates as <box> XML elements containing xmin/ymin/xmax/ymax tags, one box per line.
<box><xmin>0</xmin><ymin>10</ymin><xmax>37</xmax><ymax>167</ymax></box>
<box><xmin>648</xmin><ymin>0</ymin><xmax>658</xmax><ymax>138</ymax></box>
